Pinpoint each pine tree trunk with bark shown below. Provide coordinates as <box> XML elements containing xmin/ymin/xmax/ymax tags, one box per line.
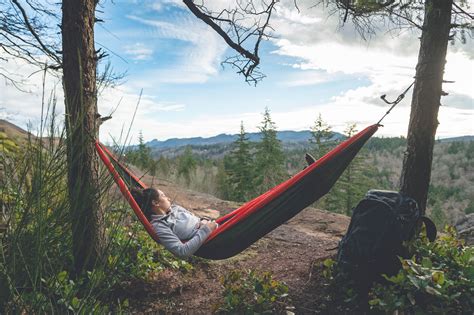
<box><xmin>400</xmin><ymin>0</ymin><xmax>453</xmax><ymax>213</ymax></box>
<box><xmin>62</xmin><ymin>0</ymin><xmax>104</xmax><ymax>273</ymax></box>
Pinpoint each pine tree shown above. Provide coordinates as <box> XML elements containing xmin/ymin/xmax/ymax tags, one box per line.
<box><xmin>326</xmin><ymin>123</ymin><xmax>376</xmax><ymax>215</ymax></box>
<box><xmin>310</xmin><ymin>113</ymin><xmax>333</xmax><ymax>159</ymax></box>
<box><xmin>216</xmin><ymin>159</ymin><xmax>232</xmax><ymax>200</ymax></box>
<box><xmin>225</xmin><ymin>121</ymin><xmax>254</xmax><ymax>201</ymax></box>
<box><xmin>137</xmin><ymin>131</ymin><xmax>151</xmax><ymax>169</ymax></box>
<box><xmin>156</xmin><ymin>156</ymin><xmax>172</xmax><ymax>178</ymax></box>
<box><xmin>254</xmin><ymin>108</ymin><xmax>286</xmax><ymax>195</ymax></box>
<box><xmin>177</xmin><ymin>146</ymin><xmax>197</xmax><ymax>186</ymax></box>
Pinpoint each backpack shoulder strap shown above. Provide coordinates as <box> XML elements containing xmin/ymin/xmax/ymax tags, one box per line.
<box><xmin>421</xmin><ymin>216</ymin><xmax>437</xmax><ymax>242</ymax></box>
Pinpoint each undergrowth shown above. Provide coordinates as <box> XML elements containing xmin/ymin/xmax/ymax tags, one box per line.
<box><xmin>215</xmin><ymin>269</ymin><xmax>291</xmax><ymax>314</ymax></box>
<box><xmin>323</xmin><ymin>227</ymin><xmax>474</xmax><ymax>314</ymax></box>
<box><xmin>0</xmin><ymin>119</ymin><xmax>191</xmax><ymax>313</ymax></box>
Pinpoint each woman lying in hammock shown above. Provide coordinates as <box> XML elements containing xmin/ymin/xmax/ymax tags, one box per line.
<box><xmin>130</xmin><ymin>188</ymin><xmax>218</xmax><ymax>258</ymax></box>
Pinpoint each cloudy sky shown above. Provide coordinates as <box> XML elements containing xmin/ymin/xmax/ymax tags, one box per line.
<box><xmin>1</xmin><ymin>0</ymin><xmax>473</xmax><ymax>144</ymax></box>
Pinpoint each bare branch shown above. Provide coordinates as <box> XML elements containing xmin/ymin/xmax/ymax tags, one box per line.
<box><xmin>452</xmin><ymin>1</ymin><xmax>474</xmax><ymax>20</ymax></box>
<box><xmin>183</xmin><ymin>0</ymin><xmax>277</xmax><ymax>84</ymax></box>
<box><xmin>10</xmin><ymin>0</ymin><xmax>60</xmax><ymax>65</ymax></box>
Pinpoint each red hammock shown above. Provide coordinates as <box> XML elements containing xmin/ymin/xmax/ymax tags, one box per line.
<box><xmin>96</xmin><ymin>124</ymin><xmax>378</xmax><ymax>259</ymax></box>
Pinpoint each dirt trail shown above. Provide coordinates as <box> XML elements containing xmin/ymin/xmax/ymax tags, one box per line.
<box><xmin>123</xmin><ymin>174</ymin><xmax>350</xmax><ymax>314</ymax></box>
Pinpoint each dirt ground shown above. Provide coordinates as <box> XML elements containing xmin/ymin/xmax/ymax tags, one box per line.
<box><xmin>120</xmin><ymin>175</ymin><xmax>351</xmax><ymax>314</ymax></box>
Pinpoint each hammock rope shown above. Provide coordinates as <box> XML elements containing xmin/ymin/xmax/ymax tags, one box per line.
<box><xmin>96</xmin><ymin>123</ymin><xmax>378</xmax><ymax>259</ymax></box>
<box><xmin>377</xmin><ymin>80</ymin><xmax>415</xmax><ymax>125</ymax></box>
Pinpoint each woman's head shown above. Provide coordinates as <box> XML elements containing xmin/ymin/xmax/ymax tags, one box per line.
<box><xmin>130</xmin><ymin>187</ymin><xmax>171</xmax><ymax>220</ymax></box>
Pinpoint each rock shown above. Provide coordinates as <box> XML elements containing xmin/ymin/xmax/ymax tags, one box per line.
<box><xmin>455</xmin><ymin>214</ymin><xmax>474</xmax><ymax>245</ymax></box>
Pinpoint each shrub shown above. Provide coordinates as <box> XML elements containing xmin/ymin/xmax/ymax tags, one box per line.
<box><xmin>370</xmin><ymin>226</ymin><xmax>474</xmax><ymax>314</ymax></box>
<box><xmin>0</xmin><ymin>122</ymin><xmax>192</xmax><ymax>313</ymax></box>
<box><xmin>107</xmin><ymin>213</ymin><xmax>193</xmax><ymax>280</ymax></box>
<box><xmin>322</xmin><ymin>226</ymin><xmax>474</xmax><ymax>314</ymax></box>
<box><xmin>215</xmin><ymin>269</ymin><xmax>290</xmax><ymax>314</ymax></box>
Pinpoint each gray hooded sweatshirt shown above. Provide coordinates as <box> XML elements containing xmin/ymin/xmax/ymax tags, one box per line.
<box><xmin>150</xmin><ymin>204</ymin><xmax>212</xmax><ymax>259</ymax></box>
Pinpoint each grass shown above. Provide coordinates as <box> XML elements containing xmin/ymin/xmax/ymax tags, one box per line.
<box><xmin>0</xmin><ymin>101</ymin><xmax>192</xmax><ymax>313</ymax></box>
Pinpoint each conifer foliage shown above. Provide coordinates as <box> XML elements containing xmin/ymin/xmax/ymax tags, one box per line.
<box><xmin>177</xmin><ymin>146</ymin><xmax>197</xmax><ymax>186</ymax></box>
<box><xmin>223</xmin><ymin>122</ymin><xmax>254</xmax><ymax>202</ymax></box>
<box><xmin>126</xmin><ymin>131</ymin><xmax>153</xmax><ymax>171</ymax></box>
<box><xmin>325</xmin><ymin>123</ymin><xmax>376</xmax><ymax>215</ymax></box>
<box><xmin>310</xmin><ymin>113</ymin><xmax>334</xmax><ymax>159</ymax></box>
<box><xmin>254</xmin><ymin>108</ymin><xmax>287</xmax><ymax>195</ymax></box>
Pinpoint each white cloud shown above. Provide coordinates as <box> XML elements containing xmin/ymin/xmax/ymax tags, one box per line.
<box><xmin>281</xmin><ymin>70</ymin><xmax>341</xmax><ymax>87</ymax></box>
<box><xmin>269</xmin><ymin>2</ymin><xmax>473</xmax><ymax>111</ymax></box>
<box><xmin>0</xmin><ymin>56</ymin><xmax>64</xmax><ymax>132</ymax></box>
<box><xmin>123</xmin><ymin>43</ymin><xmax>153</xmax><ymax>60</ymax></box>
<box><xmin>98</xmin><ymin>85</ymin><xmax>188</xmax><ymax>143</ymax></box>
<box><xmin>148</xmin><ymin>0</ymin><xmax>186</xmax><ymax>12</ymax></box>
<box><xmin>126</xmin><ymin>14</ymin><xmax>227</xmax><ymax>83</ymax></box>
<box><xmin>99</xmin><ymin>93</ymin><xmax>473</xmax><ymax>145</ymax></box>
<box><xmin>444</xmin><ymin>51</ymin><xmax>474</xmax><ymax>103</ymax></box>
<box><xmin>2</xmin><ymin>0</ymin><xmax>472</xmax><ymax>143</ymax></box>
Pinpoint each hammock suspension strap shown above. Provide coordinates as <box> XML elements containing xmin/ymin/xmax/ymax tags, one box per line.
<box><xmin>377</xmin><ymin>80</ymin><xmax>415</xmax><ymax>125</ymax></box>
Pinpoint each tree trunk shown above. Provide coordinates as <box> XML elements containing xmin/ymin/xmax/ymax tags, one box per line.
<box><xmin>62</xmin><ymin>0</ymin><xmax>104</xmax><ymax>273</ymax></box>
<box><xmin>399</xmin><ymin>0</ymin><xmax>453</xmax><ymax>213</ymax></box>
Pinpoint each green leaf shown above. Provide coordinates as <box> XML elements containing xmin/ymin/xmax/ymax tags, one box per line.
<box><xmin>369</xmin><ymin>298</ymin><xmax>380</xmax><ymax>306</ymax></box>
<box><xmin>57</xmin><ymin>271</ymin><xmax>68</xmax><ymax>283</ymax></box>
<box><xmin>323</xmin><ymin>258</ymin><xmax>335</xmax><ymax>268</ymax></box>
<box><xmin>431</xmin><ymin>271</ymin><xmax>445</xmax><ymax>285</ymax></box>
<box><xmin>71</xmin><ymin>297</ymin><xmax>80</xmax><ymax>309</ymax></box>
<box><xmin>122</xmin><ymin>299</ymin><xmax>129</xmax><ymax>308</ymax></box>
<box><xmin>421</xmin><ymin>257</ymin><xmax>433</xmax><ymax>268</ymax></box>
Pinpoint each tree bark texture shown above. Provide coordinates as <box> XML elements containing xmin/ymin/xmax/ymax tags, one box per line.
<box><xmin>62</xmin><ymin>0</ymin><xmax>104</xmax><ymax>273</ymax></box>
<box><xmin>400</xmin><ymin>0</ymin><xmax>453</xmax><ymax>213</ymax></box>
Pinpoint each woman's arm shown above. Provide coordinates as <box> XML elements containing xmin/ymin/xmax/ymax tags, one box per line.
<box><xmin>154</xmin><ymin>222</ymin><xmax>213</xmax><ymax>259</ymax></box>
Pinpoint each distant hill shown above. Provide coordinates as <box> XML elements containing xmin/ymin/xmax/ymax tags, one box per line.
<box><xmin>0</xmin><ymin>119</ymin><xmax>32</xmax><ymax>144</ymax></box>
<box><xmin>438</xmin><ymin>135</ymin><xmax>474</xmax><ymax>143</ymax></box>
<box><xmin>144</xmin><ymin>131</ymin><xmax>474</xmax><ymax>151</ymax></box>
<box><xmin>147</xmin><ymin>130</ymin><xmax>345</xmax><ymax>149</ymax></box>
<box><xmin>0</xmin><ymin>119</ymin><xmax>62</xmax><ymax>147</ymax></box>
<box><xmin>1</xmin><ymin>119</ymin><xmax>472</xmax><ymax>149</ymax></box>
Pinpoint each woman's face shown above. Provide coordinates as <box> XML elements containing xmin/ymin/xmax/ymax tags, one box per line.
<box><xmin>154</xmin><ymin>189</ymin><xmax>171</xmax><ymax>213</ymax></box>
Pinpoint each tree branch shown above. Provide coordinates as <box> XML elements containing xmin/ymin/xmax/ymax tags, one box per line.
<box><xmin>183</xmin><ymin>0</ymin><xmax>259</xmax><ymax>63</ymax></box>
<box><xmin>452</xmin><ymin>1</ymin><xmax>474</xmax><ymax>20</ymax></box>
<box><xmin>183</xmin><ymin>0</ymin><xmax>277</xmax><ymax>84</ymax></box>
<box><xmin>11</xmin><ymin>0</ymin><xmax>61</xmax><ymax>65</ymax></box>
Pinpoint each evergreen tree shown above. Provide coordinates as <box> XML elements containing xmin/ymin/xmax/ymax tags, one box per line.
<box><xmin>326</xmin><ymin>123</ymin><xmax>376</xmax><ymax>215</ymax></box>
<box><xmin>217</xmin><ymin>156</ymin><xmax>234</xmax><ymax>200</ymax></box>
<box><xmin>156</xmin><ymin>156</ymin><xmax>172</xmax><ymax>178</ymax></box>
<box><xmin>225</xmin><ymin>121</ymin><xmax>254</xmax><ymax>201</ymax></box>
<box><xmin>177</xmin><ymin>146</ymin><xmax>197</xmax><ymax>186</ymax></box>
<box><xmin>137</xmin><ymin>131</ymin><xmax>151</xmax><ymax>169</ymax></box>
<box><xmin>254</xmin><ymin>108</ymin><xmax>286</xmax><ymax>195</ymax></box>
<box><xmin>125</xmin><ymin>131</ymin><xmax>153</xmax><ymax>171</ymax></box>
<box><xmin>310</xmin><ymin>113</ymin><xmax>333</xmax><ymax>159</ymax></box>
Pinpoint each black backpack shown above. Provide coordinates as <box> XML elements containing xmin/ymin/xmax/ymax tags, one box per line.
<box><xmin>336</xmin><ymin>190</ymin><xmax>437</xmax><ymax>305</ymax></box>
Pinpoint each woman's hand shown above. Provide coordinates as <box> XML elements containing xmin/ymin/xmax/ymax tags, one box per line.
<box><xmin>205</xmin><ymin>221</ymin><xmax>218</xmax><ymax>231</ymax></box>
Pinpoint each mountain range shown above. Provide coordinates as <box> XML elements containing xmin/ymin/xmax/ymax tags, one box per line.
<box><xmin>1</xmin><ymin>119</ymin><xmax>473</xmax><ymax>150</ymax></box>
<box><xmin>147</xmin><ymin>130</ymin><xmax>345</xmax><ymax>149</ymax></box>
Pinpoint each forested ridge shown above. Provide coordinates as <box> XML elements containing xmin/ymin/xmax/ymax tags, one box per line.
<box><xmin>124</xmin><ymin>117</ymin><xmax>474</xmax><ymax>229</ymax></box>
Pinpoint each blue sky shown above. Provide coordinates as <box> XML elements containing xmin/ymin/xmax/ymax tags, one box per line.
<box><xmin>1</xmin><ymin>0</ymin><xmax>473</xmax><ymax>144</ymax></box>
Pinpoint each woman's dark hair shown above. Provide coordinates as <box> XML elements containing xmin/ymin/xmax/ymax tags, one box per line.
<box><xmin>130</xmin><ymin>187</ymin><xmax>159</xmax><ymax>220</ymax></box>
